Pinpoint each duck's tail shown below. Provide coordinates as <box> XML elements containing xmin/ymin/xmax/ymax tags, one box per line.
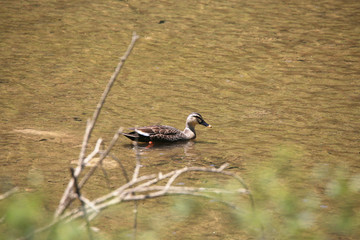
<box><xmin>122</xmin><ymin>132</ymin><xmax>150</xmax><ymax>142</ymax></box>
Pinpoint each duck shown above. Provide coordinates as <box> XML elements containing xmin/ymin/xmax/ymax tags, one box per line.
<box><xmin>122</xmin><ymin>112</ymin><xmax>212</xmax><ymax>143</ymax></box>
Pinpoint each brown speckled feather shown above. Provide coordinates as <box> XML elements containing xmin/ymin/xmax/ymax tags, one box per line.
<box><xmin>133</xmin><ymin>125</ymin><xmax>186</xmax><ymax>142</ymax></box>
<box><xmin>149</xmin><ymin>126</ymin><xmax>187</xmax><ymax>142</ymax></box>
<box><xmin>134</xmin><ymin>125</ymin><xmax>179</xmax><ymax>135</ymax></box>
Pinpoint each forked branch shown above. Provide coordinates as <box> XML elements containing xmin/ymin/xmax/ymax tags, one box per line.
<box><xmin>54</xmin><ymin>32</ymin><xmax>140</xmax><ymax>218</ymax></box>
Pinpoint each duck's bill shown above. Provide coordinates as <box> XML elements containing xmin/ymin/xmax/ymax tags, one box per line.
<box><xmin>201</xmin><ymin>121</ymin><xmax>212</xmax><ymax>128</ymax></box>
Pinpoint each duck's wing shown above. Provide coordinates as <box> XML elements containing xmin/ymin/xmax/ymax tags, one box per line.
<box><xmin>123</xmin><ymin>125</ymin><xmax>182</xmax><ymax>142</ymax></box>
<box><xmin>147</xmin><ymin>125</ymin><xmax>186</xmax><ymax>142</ymax></box>
<box><xmin>135</xmin><ymin>125</ymin><xmax>181</xmax><ymax>136</ymax></box>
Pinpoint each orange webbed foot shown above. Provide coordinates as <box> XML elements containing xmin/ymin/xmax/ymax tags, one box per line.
<box><xmin>146</xmin><ymin>141</ymin><xmax>154</xmax><ymax>148</ymax></box>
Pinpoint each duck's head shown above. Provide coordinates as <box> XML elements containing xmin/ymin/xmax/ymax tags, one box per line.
<box><xmin>186</xmin><ymin>112</ymin><xmax>212</xmax><ymax>128</ymax></box>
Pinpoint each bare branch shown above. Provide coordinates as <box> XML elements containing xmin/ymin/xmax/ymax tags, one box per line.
<box><xmin>129</xmin><ymin>185</ymin><xmax>249</xmax><ymax>195</ymax></box>
<box><xmin>54</xmin><ymin>139</ymin><xmax>103</xmax><ymax>218</ymax></box>
<box><xmin>83</xmin><ymin>138</ymin><xmax>103</xmax><ymax>165</ymax></box>
<box><xmin>132</xmin><ymin>140</ymin><xmax>141</xmax><ymax>181</ymax></box>
<box><xmin>79</xmin><ymin>128</ymin><xmax>123</xmax><ymax>188</ymax></box>
<box><xmin>54</xmin><ymin>32</ymin><xmax>140</xmax><ymax>218</ymax></box>
<box><xmin>70</xmin><ymin>165</ymin><xmax>249</xmax><ymax>222</ymax></box>
<box><xmin>79</xmin><ymin>32</ymin><xmax>139</xmax><ymax>164</ymax></box>
<box><xmin>70</xmin><ymin>168</ymin><xmax>93</xmax><ymax>240</ymax></box>
<box><xmin>79</xmin><ymin>196</ymin><xmax>99</xmax><ymax>213</ymax></box>
<box><xmin>0</xmin><ymin>187</ymin><xmax>18</xmax><ymax>201</ymax></box>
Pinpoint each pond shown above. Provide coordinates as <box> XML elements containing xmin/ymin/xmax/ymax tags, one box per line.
<box><xmin>1</xmin><ymin>0</ymin><xmax>359</xmax><ymax>239</ymax></box>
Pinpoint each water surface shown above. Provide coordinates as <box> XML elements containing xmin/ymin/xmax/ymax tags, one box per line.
<box><xmin>1</xmin><ymin>0</ymin><xmax>359</xmax><ymax>238</ymax></box>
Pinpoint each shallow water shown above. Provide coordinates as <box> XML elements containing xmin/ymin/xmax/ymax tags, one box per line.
<box><xmin>1</xmin><ymin>0</ymin><xmax>359</xmax><ymax>238</ymax></box>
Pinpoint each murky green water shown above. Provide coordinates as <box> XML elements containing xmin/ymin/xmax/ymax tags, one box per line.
<box><xmin>1</xmin><ymin>0</ymin><xmax>359</xmax><ymax>239</ymax></box>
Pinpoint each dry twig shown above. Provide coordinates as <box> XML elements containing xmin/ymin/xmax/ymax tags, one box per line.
<box><xmin>70</xmin><ymin>168</ymin><xmax>93</xmax><ymax>240</ymax></box>
<box><xmin>53</xmin><ymin>164</ymin><xmax>250</xmax><ymax>224</ymax></box>
<box><xmin>0</xmin><ymin>187</ymin><xmax>18</xmax><ymax>201</ymax></box>
<box><xmin>54</xmin><ymin>32</ymin><xmax>139</xmax><ymax>218</ymax></box>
